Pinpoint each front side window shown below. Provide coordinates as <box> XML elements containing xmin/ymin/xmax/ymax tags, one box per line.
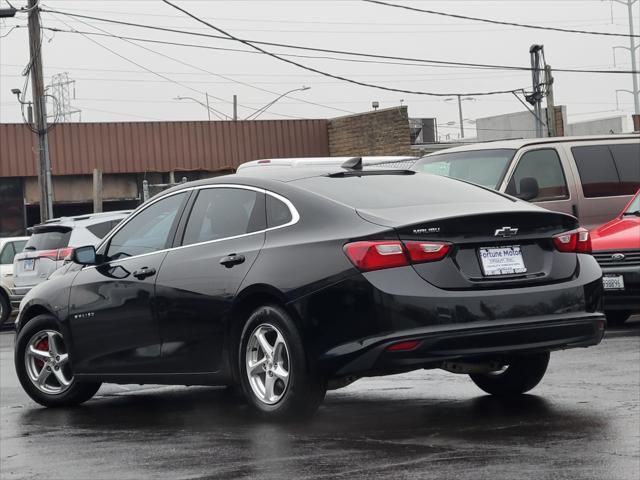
<box><xmin>106</xmin><ymin>193</ymin><xmax>186</xmax><ymax>260</ymax></box>
<box><xmin>506</xmin><ymin>149</ymin><xmax>569</xmax><ymax>201</ymax></box>
<box><xmin>182</xmin><ymin>188</ymin><xmax>264</xmax><ymax>246</ymax></box>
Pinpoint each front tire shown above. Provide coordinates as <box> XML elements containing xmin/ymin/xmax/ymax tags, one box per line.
<box><xmin>239</xmin><ymin>305</ymin><xmax>326</xmax><ymax>420</ymax></box>
<box><xmin>15</xmin><ymin>315</ymin><xmax>101</xmax><ymax>407</ymax></box>
<box><xmin>605</xmin><ymin>310</ymin><xmax>631</xmax><ymax>327</ymax></box>
<box><xmin>469</xmin><ymin>352</ymin><xmax>550</xmax><ymax>397</ymax></box>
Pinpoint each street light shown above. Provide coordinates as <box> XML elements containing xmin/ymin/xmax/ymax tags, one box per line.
<box><xmin>246</xmin><ymin>86</ymin><xmax>310</xmax><ymax>120</ymax></box>
<box><xmin>10</xmin><ymin>88</ymin><xmax>33</xmax><ymax>123</ymax></box>
<box><xmin>174</xmin><ymin>93</ymin><xmax>228</xmax><ymax>120</ymax></box>
<box><xmin>615</xmin><ymin>89</ymin><xmax>634</xmax><ymax>111</ymax></box>
<box><xmin>444</xmin><ymin>96</ymin><xmax>476</xmax><ymax>138</ymax></box>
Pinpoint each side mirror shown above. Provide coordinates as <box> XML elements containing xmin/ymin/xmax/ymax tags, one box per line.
<box><xmin>71</xmin><ymin>245</ymin><xmax>97</xmax><ymax>265</ymax></box>
<box><xmin>516</xmin><ymin>177</ymin><xmax>539</xmax><ymax>201</ymax></box>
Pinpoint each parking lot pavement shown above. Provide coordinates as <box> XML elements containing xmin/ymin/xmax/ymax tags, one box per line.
<box><xmin>1</xmin><ymin>318</ymin><xmax>638</xmax><ymax>480</ymax></box>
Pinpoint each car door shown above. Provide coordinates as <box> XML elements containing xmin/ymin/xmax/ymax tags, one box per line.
<box><xmin>154</xmin><ymin>186</ymin><xmax>266</xmax><ymax>373</ymax></box>
<box><xmin>503</xmin><ymin>147</ymin><xmax>576</xmax><ymax>217</ymax></box>
<box><xmin>67</xmin><ymin>192</ymin><xmax>189</xmax><ymax>374</ymax></box>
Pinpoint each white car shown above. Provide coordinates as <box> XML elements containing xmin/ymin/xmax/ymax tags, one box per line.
<box><xmin>0</xmin><ymin>236</ymin><xmax>29</xmax><ymax>325</ymax></box>
<box><xmin>237</xmin><ymin>156</ymin><xmax>418</xmax><ymax>171</ymax></box>
<box><xmin>11</xmin><ymin>211</ymin><xmax>131</xmax><ymax>311</ymax></box>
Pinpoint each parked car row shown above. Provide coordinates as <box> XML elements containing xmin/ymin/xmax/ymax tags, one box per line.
<box><xmin>6</xmin><ymin>133</ymin><xmax>639</xmax><ymax>420</ymax></box>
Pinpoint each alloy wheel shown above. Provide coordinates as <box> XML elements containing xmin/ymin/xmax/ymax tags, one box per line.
<box><xmin>245</xmin><ymin>323</ymin><xmax>290</xmax><ymax>405</ymax></box>
<box><xmin>24</xmin><ymin>330</ymin><xmax>74</xmax><ymax>395</ymax></box>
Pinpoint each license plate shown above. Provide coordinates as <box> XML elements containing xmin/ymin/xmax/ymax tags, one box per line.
<box><xmin>603</xmin><ymin>275</ymin><xmax>624</xmax><ymax>290</ymax></box>
<box><xmin>479</xmin><ymin>246</ymin><xmax>527</xmax><ymax>276</ymax></box>
<box><xmin>23</xmin><ymin>258</ymin><xmax>35</xmax><ymax>271</ymax></box>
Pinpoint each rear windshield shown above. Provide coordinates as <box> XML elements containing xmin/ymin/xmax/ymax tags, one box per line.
<box><xmin>293</xmin><ymin>172</ymin><xmax>507</xmax><ymax>209</ymax></box>
<box><xmin>25</xmin><ymin>229</ymin><xmax>71</xmax><ymax>251</ymax></box>
<box><xmin>412</xmin><ymin>149</ymin><xmax>516</xmax><ymax>189</ymax></box>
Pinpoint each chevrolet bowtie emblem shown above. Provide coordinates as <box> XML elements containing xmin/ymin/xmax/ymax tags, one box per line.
<box><xmin>494</xmin><ymin>226</ymin><xmax>518</xmax><ymax>237</ymax></box>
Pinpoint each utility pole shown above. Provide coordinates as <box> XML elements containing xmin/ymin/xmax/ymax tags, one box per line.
<box><xmin>544</xmin><ymin>65</ymin><xmax>557</xmax><ymax>137</ymax></box>
<box><xmin>456</xmin><ymin>95</ymin><xmax>464</xmax><ymax>139</ymax></box>
<box><xmin>27</xmin><ymin>0</ymin><xmax>54</xmax><ymax>221</ymax></box>
<box><xmin>233</xmin><ymin>94</ymin><xmax>238</xmax><ymax>121</ymax></box>
<box><xmin>527</xmin><ymin>45</ymin><xmax>545</xmax><ymax>138</ymax></box>
<box><xmin>47</xmin><ymin>73</ymin><xmax>81</xmax><ymax>121</ymax></box>
<box><xmin>612</xmin><ymin>0</ymin><xmax>639</xmax><ymax>114</ymax></box>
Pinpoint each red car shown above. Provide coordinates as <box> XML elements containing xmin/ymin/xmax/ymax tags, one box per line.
<box><xmin>591</xmin><ymin>190</ymin><xmax>640</xmax><ymax>325</ymax></box>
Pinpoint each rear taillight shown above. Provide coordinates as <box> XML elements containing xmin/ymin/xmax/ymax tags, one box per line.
<box><xmin>343</xmin><ymin>241</ymin><xmax>408</xmax><ymax>272</ymax></box>
<box><xmin>552</xmin><ymin>228</ymin><xmax>591</xmax><ymax>254</ymax></box>
<box><xmin>37</xmin><ymin>247</ymin><xmax>74</xmax><ymax>261</ymax></box>
<box><xmin>344</xmin><ymin>240</ymin><xmax>451</xmax><ymax>272</ymax></box>
<box><xmin>404</xmin><ymin>241</ymin><xmax>451</xmax><ymax>263</ymax></box>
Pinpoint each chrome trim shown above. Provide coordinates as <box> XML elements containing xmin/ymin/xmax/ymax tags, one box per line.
<box><xmin>87</xmin><ymin>183</ymin><xmax>300</xmax><ymax>269</ymax></box>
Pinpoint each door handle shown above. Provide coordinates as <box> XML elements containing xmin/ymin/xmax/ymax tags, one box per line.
<box><xmin>220</xmin><ymin>254</ymin><xmax>245</xmax><ymax>268</ymax></box>
<box><xmin>133</xmin><ymin>266</ymin><xmax>156</xmax><ymax>279</ymax></box>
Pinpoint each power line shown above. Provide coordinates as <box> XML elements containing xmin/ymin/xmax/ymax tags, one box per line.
<box><xmin>39</xmin><ymin>9</ymin><xmax>640</xmax><ymax>75</ymax></box>
<box><xmin>363</xmin><ymin>0</ymin><xmax>640</xmax><ymax>38</ymax></box>
<box><xmin>159</xmin><ymin>0</ymin><xmax>526</xmax><ymax>97</ymax></box>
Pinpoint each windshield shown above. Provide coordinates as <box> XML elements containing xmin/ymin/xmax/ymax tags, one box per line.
<box><xmin>412</xmin><ymin>149</ymin><xmax>516</xmax><ymax>189</ymax></box>
<box><xmin>623</xmin><ymin>192</ymin><xmax>640</xmax><ymax>215</ymax></box>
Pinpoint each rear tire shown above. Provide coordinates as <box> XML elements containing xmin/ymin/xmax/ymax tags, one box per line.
<box><xmin>605</xmin><ymin>310</ymin><xmax>631</xmax><ymax>327</ymax></box>
<box><xmin>469</xmin><ymin>352</ymin><xmax>550</xmax><ymax>397</ymax></box>
<box><xmin>239</xmin><ymin>305</ymin><xmax>326</xmax><ymax>420</ymax></box>
<box><xmin>15</xmin><ymin>315</ymin><xmax>101</xmax><ymax>407</ymax></box>
<box><xmin>0</xmin><ymin>293</ymin><xmax>9</xmax><ymax>326</ymax></box>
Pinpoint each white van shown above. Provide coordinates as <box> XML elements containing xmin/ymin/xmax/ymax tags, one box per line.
<box><xmin>412</xmin><ymin>135</ymin><xmax>640</xmax><ymax>228</ymax></box>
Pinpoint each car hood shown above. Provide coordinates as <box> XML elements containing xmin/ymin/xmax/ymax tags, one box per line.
<box><xmin>591</xmin><ymin>217</ymin><xmax>640</xmax><ymax>251</ymax></box>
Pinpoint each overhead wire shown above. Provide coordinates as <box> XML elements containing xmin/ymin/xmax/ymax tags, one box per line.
<box><xmin>362</xmin><ymin>0</ymin><xmax>640</xmax><ymax>38</ymax></box>
<box><xmin>42</xmin><ymin>8</ymin><xmax>340</xmax><ymax>117</ymax></box>
<box><xmin>38</xmin><ymin>8</ymin><xmax>640</xmax><ymax>75</ymax></box>
<box><xmin>46</xmin><ymin>10</ymin><xmax>231</xmax><ymax>120</ymax></box>
<box><xmin>159</xmin><ymin>0</ymin><xmax>525</xmax><ymax>98</ymax></box>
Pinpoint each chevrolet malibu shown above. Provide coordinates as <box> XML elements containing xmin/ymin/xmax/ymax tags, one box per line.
<box><xmin>14</xmin><ymin>165</ymin><xmax>605</xmax><ymax>419</ymax></box>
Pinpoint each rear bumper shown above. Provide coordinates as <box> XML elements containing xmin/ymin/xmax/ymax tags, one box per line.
<box><xmin>9</xmin><ymin>286</ymin><xmax>32</xmax><ymax>310</ymax></box>
<box><xmin>321</xmin><ymin>314</ymin><xmax>605</xmax><ymax>377</ymax></box>
<box><xmin>600</xmin><ymin>264</ymin><xmax>640</xmax><ymax>312</ymax></box>
<box><xmin>292</xmin><ymin>254</ymin><xmax>604</xmax><ymax>378</ymax></box>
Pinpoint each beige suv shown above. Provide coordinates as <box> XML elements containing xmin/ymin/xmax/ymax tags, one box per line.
<box><xmin>413</xmin><ymin>135</ymin><xmax>640</xmax><ymax>228</ymax></box>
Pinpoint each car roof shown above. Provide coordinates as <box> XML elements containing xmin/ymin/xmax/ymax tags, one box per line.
<box><xmin>423</xmin><ymin>134</ymin><xmax>640</xmax><ymax>155</ymax></box>
<box><xmin>0</xmin><ymin>236</ymin><xmax>30</xmax><ymax>245</ymax></box>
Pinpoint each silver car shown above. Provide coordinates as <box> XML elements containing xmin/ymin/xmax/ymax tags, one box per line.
<box><xmin>0</xmin><ymin>236</ymin><xmax>29</xmax><ymax>325</ymax></box>
<box><xmin>11</xmin><ymin>211</ymin><xmax>131</xmax><ymax>311</ymax></box>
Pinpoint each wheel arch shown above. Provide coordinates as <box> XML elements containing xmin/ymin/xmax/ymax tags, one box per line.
<box><xmin>228</xmin><ymin>284</ymin><xmax>300</xmax><ymax>383</ymax></box>
<box><xmin>16</xmin><ymin>303</ymin><xmax>57</xmax><ymax>333</ymax></box>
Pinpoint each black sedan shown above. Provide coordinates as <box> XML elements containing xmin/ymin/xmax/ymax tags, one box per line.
<box><xmin>14</xmin><ymin>165</ymin><xmax>605</xmax><ymax>419</ymax></box>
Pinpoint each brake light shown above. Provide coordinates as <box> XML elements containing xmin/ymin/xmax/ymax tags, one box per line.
<box><xmin>386</xmin><ymin>340</ymin><xmax>421</xmax><ymax>352</ymax></box>
<box><xmin>344</xmin><ymin>240</ymin><xmax>451</xmax><ymax>272</ymax></box>
<box><xmin>343</xmin><ymin>241</ymin><xmax>408</xmax><ymax>272</ymax></box>
<box><xmin>37</xmin><ymin>247</ymin><xmax>74</xmax><ymax>261</ymax></box>
<box><xmin>404</xmin><ymin>241</ymin><xmax>451</xmax><ymax>263</ymax></box>
<box><xmin>552</xmin><ymin>228</ymin><xmax>591</xmax><ymax>253</ymax></box>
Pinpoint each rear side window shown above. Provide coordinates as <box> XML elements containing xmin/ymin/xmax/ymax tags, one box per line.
<box><xmin>267</xmin><ymin>195</ymin><xmax>292</xmax><ymax>228</ymax></box>
<box><xmin>86</xmin><ymin>220</ymin><xmax>117</xmax><ymax>239</ymax></box>
<box><xmin>182</xmin><ymin>188</ymin><xmax>265</xmax><ymax>246</ymax></box>
<box><xmin>506</xmin><ymin>149</ymin><xmax>568</xmax><ymax>201</ymax></box>
<box><xmin>1</xmin><ymin>243</ymin><xmax>15</xmax><ymax>264</ymax></box>
<box><xmin>572</xmin><ymin>143</ymin><xmax>640</xmax><ymax>197</ymax></box>
<box><xmin>25</xmin><ymin>230</ymin><xmax>71</xmax><ymax>251</ymax></box>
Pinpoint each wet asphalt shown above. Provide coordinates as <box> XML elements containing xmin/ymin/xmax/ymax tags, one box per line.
<box><xmin>1</xmin><ymin>318</ymin><xmax>639</xmax><ymax>480</ymax></box>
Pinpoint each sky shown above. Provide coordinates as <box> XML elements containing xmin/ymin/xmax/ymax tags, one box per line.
<box><xmin>0</xmin><ymin>0</ymin><xmax>638</xmax><ymax>139</ymax></box>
